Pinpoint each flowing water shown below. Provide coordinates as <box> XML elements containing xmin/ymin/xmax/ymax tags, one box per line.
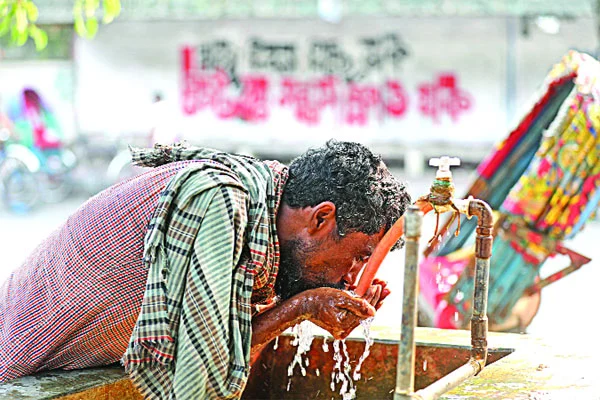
<box><xmin>287</xmin><ymin>320</ymin><xmax>315</xmax><ymax>381</ymax></box>
<box><xmin>352</xmin><ymin>317</ymin><xmax>374</xmax><ymax>381</ymax></box>
<box><xmin>330</xmin><ymin>339</ymin><xmax>355</xmax><ymax>399</ymax></box>
<box><xmin>322</xmin><ymin>336</ymin><xmax>329</xmax><ymax>352</ymax></box>
<box><xmin>284</xmin><ymin>316</ymin><xmax>375</xmax><ymax>399</ymax></box>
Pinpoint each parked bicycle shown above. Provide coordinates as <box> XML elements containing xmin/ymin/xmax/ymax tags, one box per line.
<box><xmin>0</xmin><ymin>128</ymin><xmax>38</xmax><ymax>212</ymax></box>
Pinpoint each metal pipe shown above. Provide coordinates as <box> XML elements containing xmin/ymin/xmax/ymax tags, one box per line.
<box><xmin>471</xmin><ymin>257</ymin><xmax>490</xmax><ymax>366</ymax></box>
<box><xmin>393</xmin><ymin>198</ymin><xmax>493</xmax><ymax>399</ymax></box>
<box><xmin>468</xmin><ymin>199</ymin><xmax>493</xmax><ymax>367</ymax></box>
<box><xmin>394</xmin><ymin>205</ymin><xmax>423</xmax><ymax>400</ymax></box>
<box><xmin>415</xmin><ymin>199</ymin><xmax>494</xmax><ymax>400</ymax></box>
<box><xmin>413</xmin><ymin>359</ymin><xmax>481</xmax><ymax>400</ymax></box>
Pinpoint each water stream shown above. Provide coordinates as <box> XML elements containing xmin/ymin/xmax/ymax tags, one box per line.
<box><xmin>352</xmin><ymin>317</ymin><xmax>374</xmax><ymax>380</ymax></box>
<box><xmin>285</xmin><ymin>316</ymin><xmax>375</xmax><ymax>399</ymax></box>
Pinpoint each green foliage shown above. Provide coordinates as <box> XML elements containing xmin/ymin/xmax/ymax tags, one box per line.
<box><xmin>0</xmin><ymin>0</ymin><xmax>120</xmax><ymax>51</ymax></box>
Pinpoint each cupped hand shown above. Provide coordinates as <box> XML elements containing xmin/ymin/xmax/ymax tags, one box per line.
<box><xmin>297</xmin><ymin>282</ymin><xmax>390</xmax><ymax>340</ymax></box>
<box><xmin>348</xmin><ymin>278</ymin><xmax>391</xmax><ymax>310</ymax></box>
<box><xmin>298</xmin><ymin>287</ymin><xmax>373</xmax><ymax>339</ymax></box>
<box><xmin>363</xmin><ymin>278</ymin><xmax>391</xmax><ymax>310</ymax></box>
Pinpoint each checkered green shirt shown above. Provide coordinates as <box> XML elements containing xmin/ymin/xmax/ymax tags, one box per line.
<box><xmin>123</xmin><ymin>144</ymin><xmax>288</xmax><ymax>399</ymax></box>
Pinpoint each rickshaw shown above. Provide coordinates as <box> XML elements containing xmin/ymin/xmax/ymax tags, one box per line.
<box><xmin>418</xmin><ymin>51</ymin><xmax>599</xmax><ymax>333</ymax></box>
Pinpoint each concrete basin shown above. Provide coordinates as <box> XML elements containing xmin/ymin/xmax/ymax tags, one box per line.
<box><xmin>243</xmin><ymin>332</ymin><xmax>511</xmax><ymax>399</ymax></box>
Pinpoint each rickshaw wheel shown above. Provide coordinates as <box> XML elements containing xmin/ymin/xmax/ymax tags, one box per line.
<box><xmin>489</xmin><ymin>291</ymin><xmax>542</xmax><ymax>333</ymax></box>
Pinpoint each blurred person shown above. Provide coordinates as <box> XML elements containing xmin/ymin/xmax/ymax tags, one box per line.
<box><xmin>0</xmin><ymin>140</ymin><xmax>410</xmax><ymax>399</ymax></box>
<box><xmin>9</xmin><ymin>88</ymin><xmax>63</xmax><ymax>150</ymax></box>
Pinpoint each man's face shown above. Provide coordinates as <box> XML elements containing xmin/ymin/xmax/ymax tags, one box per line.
<box><xmin>275</xmin><ymin>228</ymin><xmax>385</xmax><ymax>300</ymax></box>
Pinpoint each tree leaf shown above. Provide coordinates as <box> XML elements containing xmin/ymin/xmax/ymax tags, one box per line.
<box><xmin>102</xmin><ymin>0</ymin><xmax>114</xmax><ymax>24</ymax></box>
<box><xmin>74</xmin><ymin>15</ymin><xmax>87</xmax><ymax>37</ymax></box>
<box><xmin>102</xmin><ymin>0</ymin><xmax>121</xmax><ymax>23</ymax></box>
<box><xmin>73</xmin><ymin>0</ymin><xmax>83</xmax><ymax>17</ymax></box>
<box><xmin>10</xmin><ymin>20</ymin><xmax>19</xmax><ymax>41</ymax></box>
<box><xmin>0</xmin><ymin>15</ymin><xmax>11</xmax><ymax>37</ymax></box>
<box><xmin>1</xmin><ymin>1</ymin><xmax>9</xmax><ymax>17</ymax></box>
<box><xmin>85</xmin><ymin>0</ymin><xmax>99</xmax><ymax>18</ymax></box>
<box><xmin>24</xmin><ymin>1</ymin><xmax>38</xmax><ymax>23</ymax></box>
<box><xmin>85</xmin><ymin>16</ymin><xmax>98</xmax><ymax>38</ymax></box>
<box><xmin>102</xmin><ymin>13</ymin><xmax>113</xmax><ymax>24</ymax></box>
<box><xmin>29</xmin><ymin>24</ymin><xmax>47</xmax><ymax>50</ymax></box>
<box><xmin>16</xmin><ymin>25</ymin><xmax>28</xmax><ymax>46</ymax></box>
<box><xmin>15</xmin><ymin>5</ymin><xmax>28</xmax><ymax>33</ymax></box>
<box><xmin>113</xmin><ymin>0</ymin><xmax>122</xmax><ymax>16</ymax></box>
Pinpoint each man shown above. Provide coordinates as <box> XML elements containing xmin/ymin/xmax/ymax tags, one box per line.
<box><xmin>0</xmin><ymin>140</ymin><xmax>410</xmax><ymax>398</ymax></box>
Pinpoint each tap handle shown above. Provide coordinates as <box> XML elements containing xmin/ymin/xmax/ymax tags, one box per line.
<box><xmin>429</xmin><ymin>156</ymin><xmax>460</xmax><ymax>179</ymax></box>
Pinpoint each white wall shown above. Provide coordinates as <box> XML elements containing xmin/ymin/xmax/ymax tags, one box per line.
<box><xmin>72</xmin><ymin>17</ymin><xmax>597</xmax><ymax>156</ymax></box>
<box><xmin>514</xmin><ymin>17</ymin><xmax>597</xmax><ymax>127</ymax></box>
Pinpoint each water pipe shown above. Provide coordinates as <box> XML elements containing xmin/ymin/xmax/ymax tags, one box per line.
<box><xmin>394</xmin><ymin>205</ymin><xmax>423</xmax><ymax>398</ymax></box>
<box><xmin>393</xmin><ymin>157</ymin><xmax>494</xmax><ymax>400</ymax></box>
<box><xmin>355</xmin><ymin>156</ymin><xmax>457</xmax><ymax>297</ymax></box>
<box><xmin>354</xmin><ymin>200</ymin><xmax>433</xmax><ymax>297</ymax></box>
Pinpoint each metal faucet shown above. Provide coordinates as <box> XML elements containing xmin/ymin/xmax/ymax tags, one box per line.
<box><xmin>394</xmin><ymin>157</ymin><xmax>494</xmax><ymax>400</ymax></box>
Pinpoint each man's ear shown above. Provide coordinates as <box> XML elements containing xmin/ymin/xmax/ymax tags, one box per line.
<box><xmin>307</xmin><ymin>201</ymin><xmax>337</xmax><ymax>236</ymax></box>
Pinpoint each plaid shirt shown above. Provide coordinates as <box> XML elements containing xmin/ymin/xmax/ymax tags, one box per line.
<box><xmin>0</xmin><ymin>160</ymin><xmax>195</xmax><ymax>381</ymax></box>
<box><xmin>123</xmin><ymin>145</ymin><xmax>288</xmax><ymax>399</ymax></box>
<box><xmin>0</xmin><ymin>146</ymin><xmax>288</xmax><ymax>399</ymax></box>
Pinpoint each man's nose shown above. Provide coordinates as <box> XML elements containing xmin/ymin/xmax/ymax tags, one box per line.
<box><xmin>344</xmin><ymin>259</ymin><xmax>367</xmax><ymax>287</ymax></box>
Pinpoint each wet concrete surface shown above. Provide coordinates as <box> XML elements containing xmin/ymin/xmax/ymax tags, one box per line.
<box><xmin>0</xmin><ymin>365</ymin><xmax>131</xmax><ymax>400</ymax></box>
<box><xmin>1</xmin><ymin>168</ymin><xmax>598</xmax><ymax>344</ymax></box>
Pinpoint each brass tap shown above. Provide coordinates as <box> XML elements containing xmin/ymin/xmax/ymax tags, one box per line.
<box><xmin>417</xmin><ymin>156</ymin><xmax>467</xmax><ymax>245</ymax></box>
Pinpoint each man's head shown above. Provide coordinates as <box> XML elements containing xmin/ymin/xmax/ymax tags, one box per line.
<box><xmin>275</xmin><ymin>140</ymin><xmax>411</xmax><ymax>300</ymax></box>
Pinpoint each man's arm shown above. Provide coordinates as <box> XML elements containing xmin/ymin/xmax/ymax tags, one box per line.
<box><xmin>250</xmin><ymin>293</ymin><xmax>306</xmax><ymax>359</ymax></box>
<box><xmin>251</xmin><ymin>286</ymin><xmax>383</xmax><ymax>361</ymax></box>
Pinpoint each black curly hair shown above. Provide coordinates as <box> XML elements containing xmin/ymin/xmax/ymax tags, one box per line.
<box><xmin>282</xmin><ymin>140</ymin><xmax>411</xmax><ymax>250</ymax></box>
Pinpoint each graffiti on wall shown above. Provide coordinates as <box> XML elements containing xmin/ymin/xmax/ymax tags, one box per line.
<box><xmin>418</xmin><ymin>74</ymin><xmax>472</xmax><ymax>123</ymax></box>
<box><xmin>250</xmin><ymin>38</ymin><xmax>297</xmax><ymax>74</ymax></box>
<box><xmin>181</xmin><ymin>34</ymin><xmax>473</xmax><ymax>125</ymax></box>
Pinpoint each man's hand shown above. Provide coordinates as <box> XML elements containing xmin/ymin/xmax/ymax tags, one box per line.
<box><xmin>300</xmin><ymin>281</ymin><xmax>391</xmax><ymax>340</ymax></box>
<box><xmin>250</xmin><ymin>280</ymin><xmax>391</xmax><ymax>360</ymax></box>
<box><xmin>359</xmin><ymin>278</ymin><xmax>391</xmax><ymax>311</ymax></box>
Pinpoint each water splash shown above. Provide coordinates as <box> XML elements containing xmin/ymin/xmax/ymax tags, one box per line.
<box><xmin>330</xmin><ymin>339</ymin><xmax>356</xmax><ymax>399</ymax></box>
<box><xmin>330</xmin><ymin>340</ymin><xmax>354</xmax><ymax>396</ymax></box>
<box><xmin>285</xmin><ymin>292</ymin><xmax>376</xmax><ymax>399</ymax></box>
<box><xmin>342</xmin><ymin>388</ymin><xmax>357</xmax><ymax>400</ymax></box>
<box><xmin>322</xmin><ymin>336</ymin><xmax>329</xmax><ymax>353</ymax></box>
<box><xmin>287</xmin><ymin>321</ymin><xmax>315</xmax><ymax>380</ymax></box>
<box><xmin>352</xmin><ymin>317</ymin><xmax>374</xmax><ymax>380</ymax></box>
